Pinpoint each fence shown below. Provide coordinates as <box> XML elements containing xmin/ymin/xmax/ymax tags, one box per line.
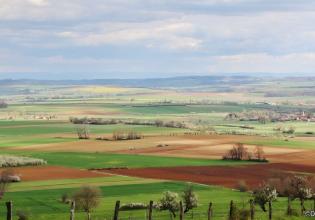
<box><xmin>4</xmin><ymin>199</ymin><xmax>281</xmax><ymax>220</ymax></box>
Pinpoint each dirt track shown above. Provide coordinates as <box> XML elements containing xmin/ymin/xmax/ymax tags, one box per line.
<box><xmin>0</xmin><ymin>166</ymin><xmax>110</xmax><ymax>181</ymax></box>
<box><xmin>105</xmin><ymin>163</ymin><xmax>315</xmax><ymax>189</ymax></box>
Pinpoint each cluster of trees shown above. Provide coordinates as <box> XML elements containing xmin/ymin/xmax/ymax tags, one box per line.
<box><xmin>266</xmin><ymin>174</ymin><xmax>315</xmax><ymax>216</ymax></box>
<box><xmin>69</xmin><ymin>117</ymin><xmax>186</xmax><ymax>129</ymax></box>
<box><xmin>0</xmin><ymin>100</ymin><xmax>7</xmax><ymax>108</ymax></box>
<box><xmin>273</xmin><ymin>126</ymin><xmax>295</xmax><ymax>134</ymax></box>
<box><xmin>157</xmin><ymin>185</ymin><xmax>198</xmax><ymax>218</ymax></box>
<box><xmin>74</xmin><ymin>125</ymin><xmax>143</xmax><ymax>141</ymax></box>
<box><xmin>61</xmin><ymin>185</ymin><xmax>198</xmax><ymax>220</ymax></box>
<box><xmin>112</xmin><ymin>130</ymin><xmax>142</xmax><ymax>141</ymax></box>
<box><xmin>223</xmin><ymin>143</ymin><xmax>267</xmax><ymax>162</ymax></box>
<box><xmin>232</xmin><ymin>174</ymin><xmax>315</xmax><ymax>220</ymax></box>
<box><xmin>225</xmin><ymin>111</ymin><xmax>279</xmax><ymax>124</ymax></box>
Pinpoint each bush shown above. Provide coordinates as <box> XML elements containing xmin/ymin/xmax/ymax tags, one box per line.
<box><xmin>119</xmin><ymin>203</ymin><xmax>148</xmax><ymax>211</ymax></box>
<box><xmin>305</xmin><ymin>131</ymin><xmax>314</xmax><ymax>135</ymax></box>
<box><xmin>286</xmin><ymin>206</ymin><xmax>299</xmax><ymax>217</ymax></box>
<box><xmin>0</xmin><ymin>155</ymin><xmax>46</xmax><ymax>168</ymax></box>
<box><xmin>69</xmin><ymin>117</ymin><xmax>187</xmax><ymax>129</ymax></box>
<box><xmin>112</xmin><ymin>130</ymin><xmax>142</xmax><ymax>141</ymax></box>
<box><xmin>61</xmin><ymin>192</ymin><xmax>71</xmax><ymax>204</ymax></box>
<box><xmin>238</xmin><ymin>208</ymin><xmax>251</xmax><ymax>220</ymax></box>
<box><xmin>236</xmin><ymin>180</ymin><xmax>248</xmax><ymax>192</ymax></box>
<box><xmin>17</xmin><ymin>210</ymin><xmax>29</xmax><ymax>220</ymax></box>
<box><xmin>282</xmin><ymin>127</ymin><xmax>295</xmax><ymax>134</ymax></box>
<box><xmin>0</xmin><ymin>101</ymin><xmax>7</xmax><ymax>108</ymax></box>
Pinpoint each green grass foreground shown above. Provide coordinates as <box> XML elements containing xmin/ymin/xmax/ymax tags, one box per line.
<box><xmin>0</xmin><ymin>181</ymin><xmax>312</xmax><ymax>220</ymax></box>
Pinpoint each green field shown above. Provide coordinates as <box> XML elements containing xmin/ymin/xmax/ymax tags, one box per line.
<box><xmin>1</xmin><ymin>181</ymin><xmax>312</xmax><ymax>220</ymax></box>
<box><xmin>244</xmin><ymin>138</ymin><xmax>315</xmax><ymax>149</ymax></box>
<box><xmin>0</xmin><ymin>151</ymin><xmax>254</xmax><ymax>169</ymax></box>
<box><xmin>0</xmin><ymin>121</ymin><xmax>187</xmax><ymax>148</ymax></box>
<box><xmin>0</xmin><ymin>80</ymin><xmax>315</xmax><ymax>220</ymax></box>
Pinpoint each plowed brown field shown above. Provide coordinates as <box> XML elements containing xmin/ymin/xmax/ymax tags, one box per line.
<box><xmin>1</xmin><ymin>166</ymin><xmax>110</xmax><ymax>181</ymax></box>
<box><xmin>105</xmin><ymin>163</ymin><xmax>315</xmax><ymax>189</ymax></box>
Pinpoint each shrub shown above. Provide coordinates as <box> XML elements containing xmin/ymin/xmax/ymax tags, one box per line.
<box><xmin>282</xmin><ymin>127</ymin><xmax>295</xmax><ymax>134</ymax></box>
<box><xmin>0</xmin><ymin>101</ymin><xmax>7</xmax><ymax>108</ymax></box>
<box><xmin>238</xmin><ymin>208</ymin><xmax>251</xmax><ymax>220</ymax></box>
<box><xmin>69</xmin><ymin>117</ymin><xmax>187</xmax><ymax>129</ymax></box>
<box><xmin>236</xmin><ymin>180</ymin><xmax>248</xmax><ymax>192</ymax></box>
<box><xmin>61</xmin><ymin>192</ymin><xmax>71</xmax><ymax>204</ymax></box>
<box><xmin>17</xmin><ymin>210</ymin><xmax>29</xmax><ymax>220</ymax></box>
<box><xmin>119</xmin><ymin>203</ymin><xmax>148</xmax><ymax>211</ymax></box>
<box><xmin>112</xmin><ymin>130</ymin><xmax>142</xmax><ymax>141</ymax></box>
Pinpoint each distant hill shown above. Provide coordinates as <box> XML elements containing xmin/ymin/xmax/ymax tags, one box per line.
<box><xmin>0</xmin><ymin>75</ymin><xmax>259</xmax><ymax>88</ymax></box>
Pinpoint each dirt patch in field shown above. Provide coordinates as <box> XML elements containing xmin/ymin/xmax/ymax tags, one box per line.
<box><xmin>267</xmin><ymin>150</ymin><xmax>315</xmax><ymax>167</ymax></box>
<box><xmin>119</xmin><ymin>142</ymin><xmax>306</xmax><ymax>161</ymax></box>
<box><xmin>14</xmin><ymin>134</ymin><xmax>250</xmax><ymax>152</ymax></box>
<box><xmin>0</xmin><ymin>166</ymin><xmax>110</xmax><ymax>181</ymax></box>
<box><xmin>14</xmin><ymin>134</ymin><xmax>311</xmax><ymax>166</ymax></box>
<box><xmin>105</xmin><ymin>163</ymin><xmax>315</xmax><ymax>189</ymax></box>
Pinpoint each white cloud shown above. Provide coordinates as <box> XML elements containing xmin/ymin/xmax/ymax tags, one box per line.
<box><xmin>28</xmin><ymin>0</ymin><xmax>47</xmax><ymax>6</ymax></box>
<box><xmin>58</xmin><ymin>20</ymin><xmax>202</xmax><ymax>50</ymax></box>
<box><xmin>1</xmin><ymin>0</ymin><xmax>315</xmax><ymax>77</ymax></box>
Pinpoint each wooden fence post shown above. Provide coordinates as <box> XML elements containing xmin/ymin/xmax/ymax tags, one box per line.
<box><xmin>113</xmin><ymin>200</ymin><xmax>120</xmax><ymax>220</ymax></box>
<box><xmin>179</xmin><ymin>201</ymin><xmax>184</xmax><ymax>220</ymax></box>
<box><xmin>70</xmin><ymin>200</ymin><xmax>75</xmax><ymax>220</ymax></box>
<box><xmin>207</xmin><ymin>202</ymin><xmax>213</xmax><ymax>220</ymax></box>
<box><xmin>148</xmin><ymin>200</ymin><xmax>153</xmax><ymax>220</ymax></box>
<box><xmin>250</xmin><ymin>199</ymin><xmax>255</xmax><ymax>220</ymax></box>
<box><xmin>229</xmin><ymin>200</ymin><xmax>234</xmax><ymax>220</ymax></box>
<box><xmin>268</xmin><ymin>201</ymin><xmax>272</xmax><ymax>220</ymax></box>
<box><xmin>6</xmin><ymin>201</ymin><xmax>12</xmax><ymax>220</ymax></box>
<box><xmin>287</xmin><ymin>197</ymin><xmax>292</xmax><ymax>216</ymax></box>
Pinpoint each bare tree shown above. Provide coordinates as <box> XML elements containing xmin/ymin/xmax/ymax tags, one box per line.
<box><xmin>75</xmin><ymin>125</ymin><xmax>90</xmax><ymax>139</ymax></box>
<box><xmin>0</xmin><ymin>169</ymin><xmax>14</xmax><ymax>199</ymax></box>
<box><xmin>223</xmin><ymin>143</ymin><xmax>248</xmax><ymax>160</ymax></box>
<box><xmin>309</xmin><ymin>176</ymin><xmax>315</xmax><ymax>210</ymax></box>
<box><xmin>73</xmin><ymin>186</ymin><xmax>101</xmax><ymax>220</ymax></box>
<box><xmin>254</xmin><ymin>146</ymin><xmax>265</xmax><ymax>161</ymax></box>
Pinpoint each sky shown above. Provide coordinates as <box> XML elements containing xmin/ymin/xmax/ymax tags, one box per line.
<box><xmin>1</xmin><ymin>0</ymin><xmax>315</xmax><ymax>79</ymax></box>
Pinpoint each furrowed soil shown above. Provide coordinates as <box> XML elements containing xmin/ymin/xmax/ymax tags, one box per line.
<box><xmin>105</xmin><ymin>163</ymin><xmax>315</xmax><ymax>189</ymax></box>
<box><xmin>0</xmin><ymin>166</ymin><xmax>110</xmax><ymax>181</ymax></box>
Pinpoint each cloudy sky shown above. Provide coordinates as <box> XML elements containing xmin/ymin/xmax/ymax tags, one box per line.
<box><xmin>1</xmin><ymin>0</ymin><xmax>315</xmax><ymax>79</ymax></box>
